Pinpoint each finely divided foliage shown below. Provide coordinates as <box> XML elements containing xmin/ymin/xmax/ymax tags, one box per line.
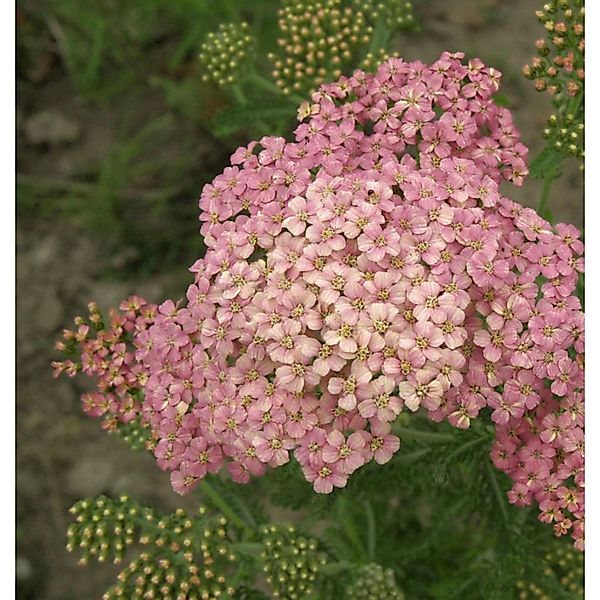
<box><xmin>54</xmin><ymin>53</ymin><xmax>584</xmax><ymax>549</ymax></box>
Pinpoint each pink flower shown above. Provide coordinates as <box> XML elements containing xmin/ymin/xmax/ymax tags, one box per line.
<box><xmin>398</xmin><ymin>369</ymin><xmax>444</xmax><ymax>411</ymax></box>
<box><xmin>314</xmin><ymin>262</ymin><xmax>361</xmax><ymax>305</ymax></box>
<box><xmin>59</xmin><ymin>54</ymin><xmax>585</xmax><ymax>549</ymax></box>
<box><xmin>357</xmin><ymin>223</ymin><xmax>400</xmax><ymax>262</ymax></box>
<box><xmin>398</xmin><ymin>321</ymin><xmax>445</xmax><ymax>361</ymax></box>
<box><xmin>467</xmin><ymin>249</ymin><xmax>509</xmax><ymax>288</ymax></box>
<box><xmin>547</xmin><ymin>357</ymin><xmax>581</xmax><ymax>397</ymax></box>
<box><xmin>366</xmin><ymin>421</ymin><xmax>401</xmax><ymax>464</ymax></box>
<box><xmin>275</xmin><ymin>362</ymin><xmax>319</xmax><ymax>393</ymax></box>
<box><xmin>358</xmin><ymin>377</ymin><xmax>402</xmax><ymax>422</ymax></box>
<box><xmin>283</xmin><ymin>196</ymin><xmax>318</xmax><ymax>235</ymax></box>
<box><xmin>182</xmin><ymin>437</ymin><xmax>224</xmax><ymax>478</ymax></box>
<box><xmin>503</xmin><ymin>370</ymin><xmax>541</xmax><ymax>410</ymax></box>
<box><xmin>322</xmin><ymin>430</ymin><xmax>366</xmax><ymax>474</ymax></box>
<box><xmin>306</xmin><ymin>462</ymin><xmax>348</xmax><ymax>494</ymax></box>
<box><xmin>328</xmin><ymin>361</ymin><xmax>374</xmax><ymax>410</ymax></box>
<box><xmin>252</xmin><ymin>424</ymin><xmax>294</xmax><ymax>466</ymax></box>
<box><xmin>267</xmin><ymin>320</ymin><xmax>319</xmax><ymax>364</ymax></box>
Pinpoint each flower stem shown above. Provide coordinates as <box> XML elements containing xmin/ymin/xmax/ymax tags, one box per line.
<box><xmin>231</xmin><ymin>83</ymin><xmax>247</xmax><ymax>106</ymax></box>
<box><xmin>537</xmin><ymin>91</ymin><xmax>583</xmax><ymax>219</ymax></box>
<box><xmin>485</xmin><ymin>460</ymin><xmax>509</xmax><ymax>525</ymax></box>
<box><xmin>200</xmin><ymin>479</ymin><xmax>248</xmax><ymax>531</ymax></box>
<box><xmin>538</xmin><ymin>162</ymin><xmax>558</xmax><ymax>219</ymax></box>
<box><xmin>246</xmin><ymin>72</ymin><xmax>305</xmax><ymax>104</ymax></box>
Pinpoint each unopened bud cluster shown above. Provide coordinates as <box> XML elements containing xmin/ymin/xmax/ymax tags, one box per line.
<box><xmin>351</xmin><ymin>0</ymin><xmax>415</xmax><ymax>29</ymax></box>
<box><xmin>515</xmin><ymin>541</ymin><xmax>583</xmax><ymax>599</ymax></box>
<box><xmin>543</xmin><ymin>112</ymin><xmax>583</xmax><ymax>160</ymax></box>
<box><xmin>345</xmin><ymin>563</ymin><xmax>405</xmax><ymax>600</ymax></box>
<box><xmin>523</xmin><ymin>0</ymin><xmax>584</xmax><ymax>97</ymax></box>
<box><xmin>259</xmin><ymin>524</ymin><xmax>326</xmax><ymax>599</ymax></box>
<box><xmin>67</xmin><ymin>495</ymin><xmax>140</xmax><ymax>565</ymax></box>
<box><xmin>105</xmin><ymin>551</ymin><xmax>212</xmax><ymax>600</ymax></box>
<box><xmin>68</xmin><ymin>497</ymin><xmax>238</xmax><ymax>600</ymax></box>
<box><xmin>269</xmin><ymin>0</ymin><xmax>372</xmax><ymax>96</ymax></box>
<box><xmin>200</xmin><ymin>22</ymin><xmax>254</xmax><ymax>88</ymax></box>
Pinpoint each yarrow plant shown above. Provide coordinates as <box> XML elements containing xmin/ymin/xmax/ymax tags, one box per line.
<box><xmin>55</xmin><ymin>50</ymin><xmax>584</xmax><ymax>564</ymax></box>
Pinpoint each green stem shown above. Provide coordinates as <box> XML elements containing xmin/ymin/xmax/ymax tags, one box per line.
<box><xmin>366</xmin><ymin>15</ymin><xmax>391</xmax><ymax>58</ymax></box>
<box><xmin>231</xmin><ymin>83</ymin><xmax>247</xmax><ymax>106</ymax></box>
<box><xmin>538</xmin><ymin>161</ymin><xmax>557</xmax><ymax>218</ymax></box>
<box><xmin>364</xmin><ymin>500</ymin><xmax>376</xmax><ymax>561</ymax></box>
<box><xmin>200</xmin><ymin>480</ymin><xmax>248</xmax><ymax>532</ymax></box>
<box><xmin>538</xmin><ymin>91</ymin><xmax>583</xmax><ymax>218</ymax></box>
<box><xmin>246</xmin><ymin>71</ymin><xmax>305</xmax><ymax>105</ymax></box>
<box><xmin>222</xmin><ymin>0</ymin><xmax>240</xmax><ymax>22</ymax></box>
<box><xmin>485</xmin><ymin>461</ymin><xmax>508</xmax><ymax>525</ymax></box>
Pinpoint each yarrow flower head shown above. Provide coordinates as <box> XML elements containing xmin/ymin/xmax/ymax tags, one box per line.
<box><xmin>56</xmin><ymin>52</ymin><xmax>584</xmax><ymax>550</ymax></box>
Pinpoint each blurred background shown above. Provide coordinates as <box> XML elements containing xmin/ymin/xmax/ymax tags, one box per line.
<box><xmin>16</xmin><ymin>0</ymin><xmax>583</xmax><ymax>598</ymax></box>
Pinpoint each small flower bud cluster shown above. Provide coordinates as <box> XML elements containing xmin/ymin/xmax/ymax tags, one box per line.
<box><xmin>543</xmin><ymin>112</ymin><xmax>583</xmax><ymax>160</ymax></box>
<box><xmin>269</xmin><ymin>0</ymin><xmax>372</xmax><ymax>96</ymax></box>
<box><xmin>345</xmin><ymin>563</ymin><xmax>405</xmax><ymax>600</ymax></box>
<box><xmin>523</xmin><ymin>1</ymin><xmax>584</xmax><ymax>163</ymax></box>
<box><xmin>351</xmin><ymin>0</ymin><xmax>415</xmax><ymax>30</ymax></box>
<box><xmin>67</xmin><ymin>495</ymin><xmax>140</xmax><ymax>565</ymax></box>
<box><xmin>199</xmin><ymin>22</ymin><xmax>254</xmax><ymax>88</ymax></box>
<box><xmin>105</xmin><ymin>551</ymin><xmax>210</xmax><ymax>600</ymax></box>
<box><xmin>523</xmin><ymin>0</ymin><xmax>584</xmax><ymax>97</ymax></box>
<box><xmin>515</xmin><ymin>540</ymin><xmax>583</xmax><ymax>598</ymax></box>
<box><xmin>259</xmin><ymin>524</ymin><xmax>326</xmax><ymax>599</ymax></box>
<box><xmin>68</xmin><ymin>498</ymin><xmax>238</xmax><ymax>599</ymax></box>
<box><xmin>52</xmin><ymin>296</ymin><xmax>157</xmax><ymax>433</ymax></box>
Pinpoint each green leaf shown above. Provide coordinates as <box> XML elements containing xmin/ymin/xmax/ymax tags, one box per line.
<box><xmin>529</xmin><ymin>145</ymin><xmax>565</xmax><ymax>180</ymax></box>
<box><xmin>212</xmin><ymin>101</ymin><xmax>296</xmax><ymax>137</ymax></box>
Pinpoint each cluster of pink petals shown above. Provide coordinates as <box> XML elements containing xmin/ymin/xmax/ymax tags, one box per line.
<box><xmin>52</xmin><ymin>298</ymin><xmax>158</xmax><ymax>430</ymax></box>
<box><xmin>55</xmin><ymin>52</ymin><xmax>584</xmax><ymax>549</ymax></box>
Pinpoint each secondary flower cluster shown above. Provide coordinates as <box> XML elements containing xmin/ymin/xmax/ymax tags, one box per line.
<box><xmin>523</xmin><ymin>0</ymin><xmax>584</xmax><ymax>161</ymax></box>
<box><xmin>523</xmin><ymin>0</ymin><xmax>584</xmax><ymax>98</ymax></box>
<box><xmin>53</xmin><ymin>298</ymin><xmax>157</xmax><ymax>432</ymax></box>
<box><xmin>55</xmin><ymin>52</ymin><xmax>584</xmax><ymax>549</ymax></box>
<box><xmin>351</xmin><ymin>0</ymin><xmax>415</xmax><ymax>30</ymax></box>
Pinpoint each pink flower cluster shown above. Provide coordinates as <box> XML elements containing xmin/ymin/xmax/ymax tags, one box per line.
<box><xmin>53</xmin><ymin>298</ymin><xmax>157</xmax><ymax>431</ymax></box>
<box><xmin>54</xmin><ymin>52</ymin><xmax>584</xmax><ymax>549</ymax></box>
